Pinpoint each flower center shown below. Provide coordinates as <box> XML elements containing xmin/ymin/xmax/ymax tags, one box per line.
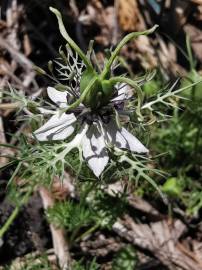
<box><xmin>80</xmin><ymin>69</ymin><xmax>115</xmax><ymax>110</ymax></box>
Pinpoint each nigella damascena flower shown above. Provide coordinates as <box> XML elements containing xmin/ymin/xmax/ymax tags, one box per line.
<box><xmin>34</xmin><ymin>86</ymin><xmax>148</xmax><ymax>177</ymax></box>
<box><xmin>33</xmin><ymin>7</ymin><xmax>158</xmax><ymax>176</ymax></box>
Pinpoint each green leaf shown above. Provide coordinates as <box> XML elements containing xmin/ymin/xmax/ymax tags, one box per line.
<box><xmin>162</xmin><ymin>177</ymin><xmax>182</xmax><ymax>197</ymax></box>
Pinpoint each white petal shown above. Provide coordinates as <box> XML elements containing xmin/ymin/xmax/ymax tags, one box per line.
<box><xmin>111</xmin><ymin>84</ymin><xmax>133</xmax><ymax>102</ymax></box>
<box><xmin>104</xmin><ymin>120</ymin><xmax>148</xmax><ymax>153</ymax></box>
<box><xmin>47</xmin><ymin>87</ymin><xmax>68</xmax><ymax>108</ymax></box>
<box><xmin>34</xmin><ymin>113</ymin><xmax>76</xmax><ymax>141</ymax></box>
<box><xmin>81</xmin><ymin>124</ymin><xmax>109</xmax><ymax>177</ymax></box>
<box><xmin>120</xmin><ymin>128</ymin><xmax>148</xmax><ymax>153</ymax></box>
<box><xmin>38</xmin><ymin>107</ymin><xmax>55</xmax><ymax>115</ymax></box>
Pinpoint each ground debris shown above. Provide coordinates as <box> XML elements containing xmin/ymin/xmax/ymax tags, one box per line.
<box><xmin>113</xmin><ymin>215</ymin><xmax>202</xmax><ymax>270</ymax></box>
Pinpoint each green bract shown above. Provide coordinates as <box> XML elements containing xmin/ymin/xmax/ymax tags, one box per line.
<box><xmin>49</xmin><ymin>7</ymin><xmax>158</xmax><ymax>111</ymax></box>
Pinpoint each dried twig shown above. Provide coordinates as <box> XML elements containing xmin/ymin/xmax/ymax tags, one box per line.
<box><xmin>39</xmin><ymin>186</ymin><xmax>71</xmax><ymax>270</ymax></box>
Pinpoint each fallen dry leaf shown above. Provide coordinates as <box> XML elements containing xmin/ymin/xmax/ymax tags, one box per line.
<box><xmin>113</xmin><ymin>216</ymin><xmax>202</xmax><ymax>270</ymax></box>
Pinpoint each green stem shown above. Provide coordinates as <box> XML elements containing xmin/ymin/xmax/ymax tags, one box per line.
<box><xmin>0</xmin><ymin>206</ymin><xmax>19</xmax><ymax>238</ymax></box>
<box><xmin>101</xmin><ymin>25</ymin><xmax>158</xmax><ymax>80</ymax></box>
<box><xmin>109</xmin><ymin>76</ymin><xmax>144</xmax><ymax>120</ymax></box>
<box><xmin>62</xmin><ymin>76</ymin><xmax>98</xmax><ymax>112</ymax></box>
<box><xmin>49</xmin><ymin>7</ymin><xmax>94</xmax><ymax>71</ymax></box>
<box><xmin>0</xmin><ymin>188</ymin><xmax>33</xmax><ymax>239</ymax></box>
<box><xmin>75</xmin><ymin>224</ymin><xmax>99</xmax><ymax>243</ymax></box>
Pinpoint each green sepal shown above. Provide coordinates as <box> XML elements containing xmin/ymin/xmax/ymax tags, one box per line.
<box><xmin>80</xmin><ymin>68</ymin><xmax>101</xmax><ymax>109</ymax></box>
<box><xmin>101</xmin><ymin>80</ymin><xmax>115</xmax><ymax>105</ymax></box>
<box><xmin>80</xmin><ymin>69</ymin><xmax>115</xmax><ymax>109</ymax></box>
<box><xmin>80</xmin><ymin>69</ymin><xmax>96</xmax><ymax>94</ymax></box>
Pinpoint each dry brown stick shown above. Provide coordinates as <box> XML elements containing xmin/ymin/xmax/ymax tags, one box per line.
<box><xmin>0</xmin><ymin>102</ymin><xmax>21</xmax><ymax>110</ymax></box>
<box><xmin>0</xmin><ymin>36</ymin><xmax>36</xmax><ymax>90</ymax></box>
<box><xmin>0</xmin><ymin>77</ymin><xmax>13</xmax><ymax>165</ymax></box>
<box><xmin>0</xmin><ymin>36</ymin><xmax>33</xmax><ymax>71</ymax></box>
<box><xmin>39</xmin><ymin>186</ymin><xmax>72</xmax><ymax>270</ymax></box>
<box><xmin>0</xmin><ymin>82</ymin><xmax>7</xmax><ymax>144</ymax></box>
<box><xmin>0</xmin><ymin>99</ymin><xmax>8</xmax><ymax>165</ymax></box>
<box><xmin>6</xmin><ymin>0</ymin><xmax>20</xmax><ymax>50</ymax></box>
<box><xmin>4</xmin><ymin>0</ymin><xmax>37</xmax><ymax>90</ymax></box>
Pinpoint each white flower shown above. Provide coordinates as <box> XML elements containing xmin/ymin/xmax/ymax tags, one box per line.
<box><xmin>34</xmin><ymin>87</ymin><xmax>148</xmax><ymax>177</ymax></box>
